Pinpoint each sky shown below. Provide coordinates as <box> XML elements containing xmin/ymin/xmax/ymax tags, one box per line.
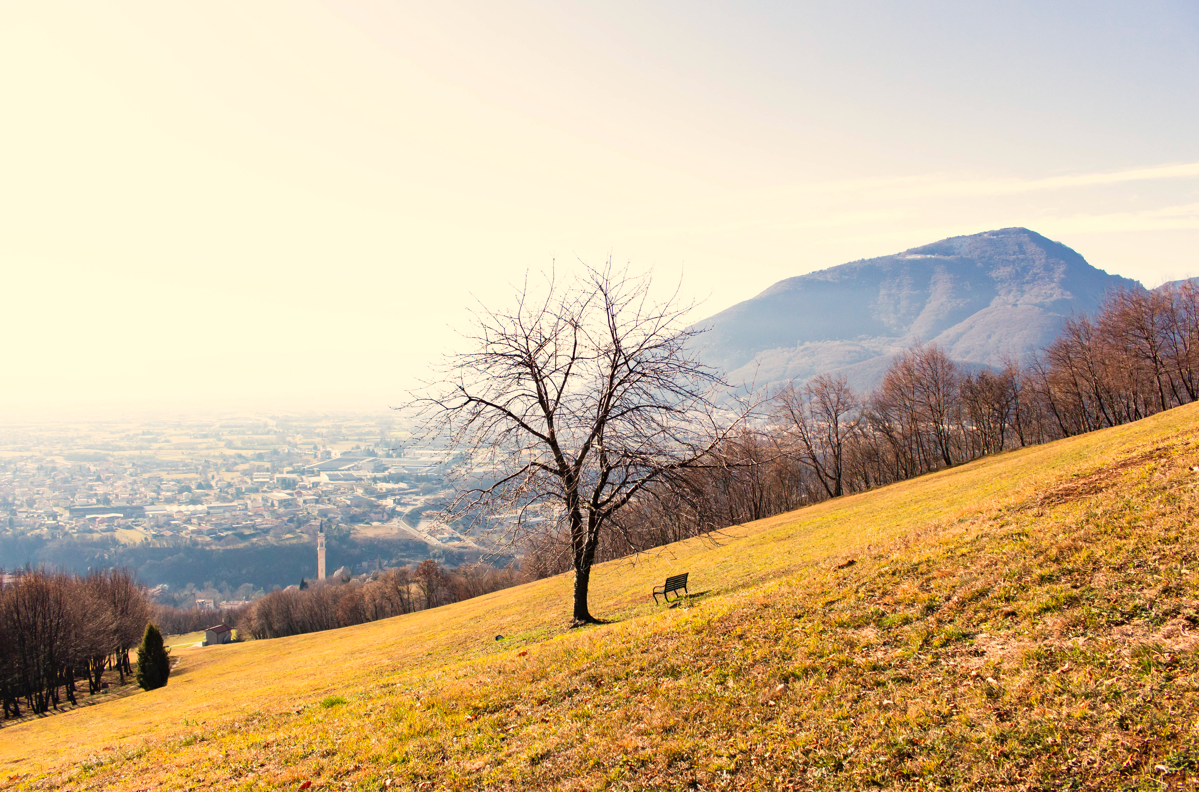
<box><xmin>2</xmin><ymin>1</ymin><xmax>1197</xmax><ymax>418</ymax></box>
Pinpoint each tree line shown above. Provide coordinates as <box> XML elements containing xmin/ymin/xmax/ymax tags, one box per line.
<box><xmin>237</xmin><ymin>560</ymin><xmax>523</xmax><ymax>639</ymax></box>
<box><xmin>152</xmin><ymin>602</ymin><xmax>250</xmax><ymax>637</ymax></box>
<box><xmin>524</xmin><ymin>281</ymin><xmax>1199</xmax><ymax>574</ymax></box>
<box><xmin>0</xmin><ymin>568</ymin><xmax>151</xmax><ymax>719</ymax></box>
<box><xmin>2</xmin><ymin>559</ymin><xmax>527</xmax><ymax>715</ymax></box>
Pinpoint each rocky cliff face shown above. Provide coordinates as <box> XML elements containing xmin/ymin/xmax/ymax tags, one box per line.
<box><xmin>692</xmin><ymin>228</ymin><xmax>1142</xmax><ymax>391</ymax></box>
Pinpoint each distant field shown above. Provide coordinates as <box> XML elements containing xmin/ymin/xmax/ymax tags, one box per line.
<box><xmin>4</xmin><ymin>404</ymin><xmax>1199</xmax><ymax>790</ymax></box>
<box><xmin>350</xmin><ymin>523</ymin><xmax>414</xmax><ymax>539</ymax></box>
<box><xmin>111</xmin><ymin>528</ymin><xmax>148</xmax><ymax>545</ymax></box>
<box><xmin>164</xmin><ymin>631</ymin><xmax>206</xmax><ymax>649</ymax></box>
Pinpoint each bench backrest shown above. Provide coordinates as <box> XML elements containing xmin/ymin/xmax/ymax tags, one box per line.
<box><xmin>664</xmin><ymin>573</ymin><xmax>688</xmax><ymax>590</ymax></box>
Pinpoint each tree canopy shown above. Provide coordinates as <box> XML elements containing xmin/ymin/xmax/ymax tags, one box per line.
<box><xmin>414</xmin><ymin>263</ymin><xmax>751</xmax><ymax>624</ymax></box>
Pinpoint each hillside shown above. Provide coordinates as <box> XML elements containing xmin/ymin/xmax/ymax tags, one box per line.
<box><xmin>1158</xmin><ymin>276</ymin><xmax>1199</xmax><ymax>292</ymax></box>
<box><xmin>5</xmin><ymin>404</ymin><xmax>1199</xmax><ymax>790</ymax></box>
<box><xmin>692</xmin><ymin>228</ymin><xmax>1141</xmax><ymax>391</ymax></box>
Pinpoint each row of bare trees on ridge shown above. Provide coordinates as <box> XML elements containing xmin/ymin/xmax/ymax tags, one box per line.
<box><xmin>0</xmin><ymin>568</ymin><xmax>151</xmax><ymax>720</ymax></box>
<box><xmin>240</xmin><ymin>560</ymin><xmax>522</xmax><ymax>639</ymax></box>
<box><xmin>526</xmin><ymin>281</ymin><xmax>1199</xmax><ymax>573</ymax></box>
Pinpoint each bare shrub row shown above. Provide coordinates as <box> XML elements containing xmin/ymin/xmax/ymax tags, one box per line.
<box><xmin>239</xmin><ymin>560</ymin><xmax>522</xmax><ymax>639</ymax></box>
<box><xmin>152</xmin><ymin>603</ymin><xmax>249</xmax><ymax>637</ymax></box>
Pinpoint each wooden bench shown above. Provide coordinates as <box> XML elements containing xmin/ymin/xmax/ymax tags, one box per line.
<box><xmin>652</xmin><ymin>572</ymin><xmax>689</xmax><ymax>604</ymax></box>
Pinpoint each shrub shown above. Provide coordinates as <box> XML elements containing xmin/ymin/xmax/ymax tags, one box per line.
<box><xmin>135</xmin><ymin>623</ymin><xmax>172</xmax><ymax>691</ymax></box>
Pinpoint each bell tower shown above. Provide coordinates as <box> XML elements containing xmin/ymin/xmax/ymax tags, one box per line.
<box><xmin>317</xmin><ymin>523</ymin><xmax>326</xmax><ymax>581</ymax></box>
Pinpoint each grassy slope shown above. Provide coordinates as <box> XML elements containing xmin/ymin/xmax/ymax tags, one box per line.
<box><xmin>5</xmin><ymin>404</ymin><xmax>1199</xmax><ymax>791</ymax></box>
<box><xmin>164</xmin><ymin>632</ymin><xmax>206</xmax><ymax>650</ymax></box>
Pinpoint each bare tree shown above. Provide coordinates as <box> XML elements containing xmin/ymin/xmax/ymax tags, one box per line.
<box><xmin>412</xmin><ymin>263</ymin><xmax>753</xmax><ymax>625</ymax></box>
<box><xmin>959</xmin><ymin>366</ymin><xmax>1017</xmax><ymax>455</ymax></box>
<box><xmin>910</xmin><ymin>345</ymin><xmax>962</xmax><ymax>467</ymax></box>
<box><xmin>97</xmin><ymin>569</ymin><xmax>151</xmax><ymax>685</ymax></box>
<box><xmin>1161</xmin><ymin>280</ymin><xmax>1199</xmax><ymax>403</ymax></box>
<box><xmin>774</xmin><ymin>374</ymin><xmax>862</xmax><ymax>498</ymax></box>
<box><xmin>335</xmin><ymin>584</ymin><xmax>365</xmax><ymax>627</ymax></box>
<box><xmin>1101</xmin><ymin>288</ymin><xmax>1179</xmax><ymax>412</ymax></box>
<box><xmin>413</xmin><ymin>560</ymin><xmax>451</xmax><ymax>609</ymax></box>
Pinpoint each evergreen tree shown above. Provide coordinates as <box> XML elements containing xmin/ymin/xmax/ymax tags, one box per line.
<box><xmin>135</xmin><ymin>623</ymin><xmax>171</xmax><ymax>690</ymax></box>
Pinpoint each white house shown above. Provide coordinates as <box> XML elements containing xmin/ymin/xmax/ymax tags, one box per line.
<box><xmin>204</xmin><ymin>624</ymin><xmax>233</xmax><ymax>646</ymax></box>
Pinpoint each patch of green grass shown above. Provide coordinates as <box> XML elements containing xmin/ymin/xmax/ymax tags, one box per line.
<box><xmin>5</xmin><ymin>403</ymin><xmax>1199</xmax><ymax>790</ymax></box>
<box><xmin>319</xmin><ymin>696</ymin><xmax>347</xmax><ymax>709</ymax></box>
<box><xmin>163</xmin><ymin>630</ymin><xmax>204</xmax><ymax>648</ymax></box>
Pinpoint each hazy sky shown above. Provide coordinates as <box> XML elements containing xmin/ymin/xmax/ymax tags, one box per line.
<box><xmin>3</xmin><ymin>1</ymin><xmax>1197</xmax><ymax>417</ymax></box>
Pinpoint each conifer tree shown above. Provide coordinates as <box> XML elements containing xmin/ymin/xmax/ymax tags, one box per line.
<box><xmin>135</xmin><ymin>623</ymin><xmax>171</xmax><ymax>690</ymax></box>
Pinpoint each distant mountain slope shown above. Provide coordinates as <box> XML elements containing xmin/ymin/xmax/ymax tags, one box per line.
<box><xmin>1156</xmin><ymin>275</ymin><xmax>1199</xmax><ymax>292</ymax></box>
<box><xmin>693</xmin><ymin>228</ymin><xmax>1142</xmax><ymax>391</ymax></box>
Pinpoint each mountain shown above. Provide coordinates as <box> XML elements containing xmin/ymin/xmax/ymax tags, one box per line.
<box><xmin>692</xmin><ymin>228</ymin><xmax>1141</xmax><ymax>391</ymax></box>
<box><xmin>1156</xmin><ymin>276</ymin><xmax>1199</xmax><ymax>292</ymax></box>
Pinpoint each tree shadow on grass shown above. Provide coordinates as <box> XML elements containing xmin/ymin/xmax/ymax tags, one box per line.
<box><xmin>0</xmin><ymin>673</ymin><xmax>141</xmax><ymax>730</ymax></box>
<box><xmin>571</xmin><ymin>616</ymin><xmax>617</xmax><ymax>629</ymax></box>
<box><xmin>667</xmin><ymin>590</ymin><xmax>713</xmax><ymax>608</ymax></box>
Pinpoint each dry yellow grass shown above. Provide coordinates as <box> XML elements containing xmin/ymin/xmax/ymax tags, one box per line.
<box><xmin>4</xmin><ymin>403</ymin><xmax>1199</xmax><ymax>790</ymax></box>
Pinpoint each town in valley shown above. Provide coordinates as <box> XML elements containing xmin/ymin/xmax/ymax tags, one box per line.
<box><xmin>0</xmin><ymin>413</ymin><xmax>506</xmax><ymax>607</ymax></box>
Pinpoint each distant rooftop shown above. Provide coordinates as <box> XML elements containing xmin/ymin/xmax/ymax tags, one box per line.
<box><xmin>305</xmin><ymin>457</ymin><xmax>376</xmax><ymax>472</ymax></box>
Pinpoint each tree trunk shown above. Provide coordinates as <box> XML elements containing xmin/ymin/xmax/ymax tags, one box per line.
<box><xmin>570</xmin><ymin>512</ymin><xmax>602</xmax><ymax>626</ymax></box>
<box><xmin>571</xmin><ymin>563</ymin><xmax>594</xmax><ymax>625</ymax></box>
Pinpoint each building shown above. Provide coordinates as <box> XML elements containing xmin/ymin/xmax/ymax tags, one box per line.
<box><xmin>68</xmin><ymin>504</ymin><xmax>146</xmax><ymax>518</ymax></box>
<box><xmin>320</xmin><ymin>471</ymin><xmax>362</xmax><ymax>485</ymax></box>
<box><xmin>305</xmin><ymin>457</ymin><xmax>374</xmax><ymax>473</ymax></box>
<box><xmin>317</xmin><ymin>524</ymin><xmax>326</xmax><ymax>580</ymax></box>
<box><xmin>264</xmin><ymin>491</ymin><xmax>297</xmax><ymax>507</ymax></box>
<box><xmin>144</xmin><ymin>505</ymin><xmax>172</xmax><ymax>520</ymax></box>
<box><xmin>204</xmin><ymin>624</ymin><xmax>233</xmax><ymax>645</ymax></box>
<box><xmin>274</xmin><ymin>473</ymin><xmax>299</xmax><ymax>488</ymax></box>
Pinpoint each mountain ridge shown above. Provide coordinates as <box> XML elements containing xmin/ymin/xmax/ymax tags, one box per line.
<box><xmin>693</xmin><ymin>227</ymin><xmax>1142</xmax><ymax>391</ymax></box>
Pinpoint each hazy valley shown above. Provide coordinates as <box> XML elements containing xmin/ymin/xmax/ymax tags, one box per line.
<box><xmin>0</xmin><ymin>415</ymin><xmax>503</xmax><ymax>606</ymax></box>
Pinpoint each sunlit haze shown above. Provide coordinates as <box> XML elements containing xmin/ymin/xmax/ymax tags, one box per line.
<box><xmin>3</xmin><ymin>1</ymin><xmax>1197</xmax><ymax>417</ymax></box>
